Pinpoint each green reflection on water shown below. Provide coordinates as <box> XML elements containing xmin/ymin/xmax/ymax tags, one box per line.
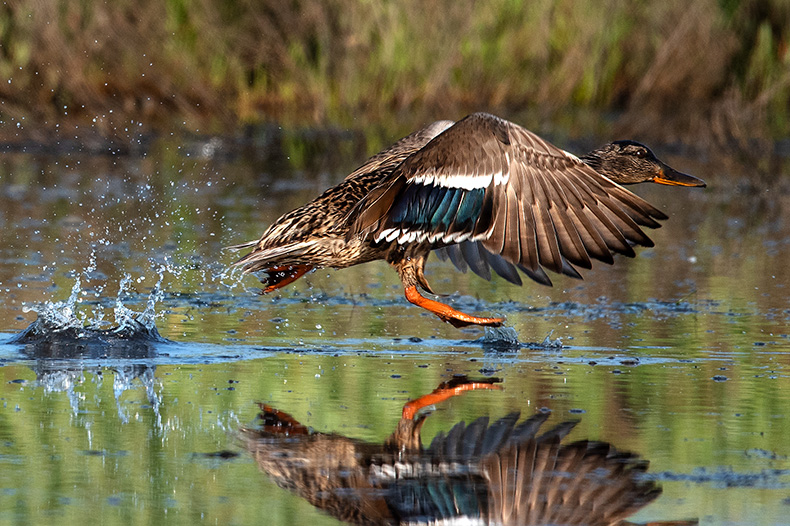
<box><xmin>0</xmin><ymin>345</ymin><xmax>789</xmax><ymax>524</ymax></box>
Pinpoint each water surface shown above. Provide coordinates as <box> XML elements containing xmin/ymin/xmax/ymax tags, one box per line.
<box><xmin>1</xmin><ymin>131</ymin><xmax>789</xmax><ymax>525</ymax></box>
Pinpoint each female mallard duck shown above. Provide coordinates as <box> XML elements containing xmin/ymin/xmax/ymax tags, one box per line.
<box><xmin>242</xmin><ymin>377</ymin><xmax>692</xmax><ymax>525</ymax></box>
<box><xmin>231</xmin><ymin>112</ymin><xmax>705</xmax><ymax>328</ymax></box>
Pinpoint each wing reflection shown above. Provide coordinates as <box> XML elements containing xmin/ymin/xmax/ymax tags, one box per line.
<box><xmin>242</xmin><ymin>376</ymin><xmax>697</xmax><ymax>526</ymax></box>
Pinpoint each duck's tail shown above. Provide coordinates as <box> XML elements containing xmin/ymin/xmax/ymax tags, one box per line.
<box><xmin>230</xmin><ymin>240</ymin><xmax>317</xmax><ymax>274</ymax></box>
<box><xmin>224</xmin><ymin>239</ymin><xmax>259</xmax><ymax>251</ymax></box>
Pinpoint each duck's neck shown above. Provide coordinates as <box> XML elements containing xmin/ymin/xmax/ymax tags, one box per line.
<box><xmin>579</xmin><ymin>150</ymin><xmax>603</xmax><ymax>172</ymax></box>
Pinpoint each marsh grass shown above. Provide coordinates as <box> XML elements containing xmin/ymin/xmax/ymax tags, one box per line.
<box><xmin>0</xmin><ymin>0</ymin><xmax>788</xmax><ymax>151</ymax></box>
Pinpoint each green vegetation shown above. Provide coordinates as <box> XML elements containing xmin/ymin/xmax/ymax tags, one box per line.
<box><xmin>0</xmin><ymin>0</ymin><xmax>788</xmax><ymax>148</ymax></box>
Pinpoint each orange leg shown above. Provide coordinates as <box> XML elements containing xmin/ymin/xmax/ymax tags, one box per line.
<box><xmin>260</xmin><ymin>265</ymin><xmax>313</xmax><ymax>294</ymax></box>
<box><xmin>257</xmin><ymin>403</ymin><xmax>310</xmax><ymax>436</ymax></box>
<box><xmin>402</xmin><ymin>377</ymin><xmax>502</xmax><ymax>420</ymax></box>
<box><xmin>404</xmin><ymin>285</ymin><xmax>504</xmax><ymax>328</ymax></box>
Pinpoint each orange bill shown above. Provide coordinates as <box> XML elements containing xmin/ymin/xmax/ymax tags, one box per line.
<box><xmin>653</xmin><ymin>164</ymin><xmax>706</xmax><ymax>187</ymax></box>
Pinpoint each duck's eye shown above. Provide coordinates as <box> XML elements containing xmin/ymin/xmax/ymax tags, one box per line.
<box><xmin>634</xmin><ymin>148</ymin><xmax>647</xmax><ymax>158</ymax></box>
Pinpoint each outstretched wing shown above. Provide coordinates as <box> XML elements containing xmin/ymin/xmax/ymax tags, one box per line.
<box><xmin>348</xmin><ymin>112</ymin><xmax>667</xmax><ymax>285</ymax></box>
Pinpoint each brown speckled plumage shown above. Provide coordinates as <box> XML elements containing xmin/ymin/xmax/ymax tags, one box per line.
<box><xmin>229</xmin><ymin>120</ymin><xmax>455</xmax><ymax>273</ymax></box>
<box><xmin>230</xmin><ymin>113</ymin><xmax>705</xmax><ymax>327</ymax></box>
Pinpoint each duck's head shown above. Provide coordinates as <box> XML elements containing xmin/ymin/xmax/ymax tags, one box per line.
<box><xmin>582</xmin><ymin>140</ymin><xmax>706</xmax><ymax>187</ymax></box>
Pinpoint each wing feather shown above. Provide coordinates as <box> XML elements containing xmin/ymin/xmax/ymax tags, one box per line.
<box><xmin>347</xmin><ymin>112</ymin><xmax>668</xmax><ymax>287</ymax></box>
<box><xmin>460</xmin><ymin>241</ymin><xmax>492</xmax><ymax>281</ymax></box>
<box><xmin>517</xmin><ymin>192</ymin><xmax>540</xmax><ymax>272</ymax></box>
<box><xmin>501</xmin><ymin>184</ymin><xmax>522</xmax><ymax>264</ymax></box>
<box><xmin>530</xmin><ymin>168</ymin><xmax>565</xmax><ymax>274</ymax></box>
<box><xmin>538</xmin><ymin>170</ymin><xmax>592</xmax><ymax>269</ymax></box>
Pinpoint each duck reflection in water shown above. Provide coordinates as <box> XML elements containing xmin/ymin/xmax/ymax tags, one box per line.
<box><xmin>242</xmin><ymin>376</ymin><xmax>696</xmax><ymax>526</ymax></box>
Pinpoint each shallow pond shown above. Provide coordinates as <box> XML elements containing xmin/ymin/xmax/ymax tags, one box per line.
<box><xmin>0</xmin><ymin>129</ymin><xmax>789</xmax><ymax>525</ymax></box>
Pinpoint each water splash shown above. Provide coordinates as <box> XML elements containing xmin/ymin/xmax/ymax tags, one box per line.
<box><xmin>479</xmin><ymin>327</ymin><xmax>564</xmax><ymax>351</ymax></box>
<box><xmin>23</xmin><ymin>277</ymin><xmax>87</xmax><ymax>331</ymax></box>
<box><xmin>137</xmin><ymin>266</ymin><xmax>166</xmax><ymax>327</ymax></box>
<box><xmin>480</xmin><ymin>325</ymin><xmax>521</xmax><ymax>351</ymax></box>
<box><xmin>539</xmin><ymin>331</ymin><xmax>563</xmax><ymax>349</ymax></box>
<box><xmin>214</xmin><ymin>262</ymin><xmax>262</xmax><ymax>295</ymax></box>
<box><xmin>13</xmin><ymin>261</ymin><xmax>171</xmax><ymax>350</ymax></box>
<box><xmin>112</xmin><ymin>274</ymin><xmax>137</xmax><ymax>330</ymax></box>
<box><xmin>529</xmin><ymin>330</ymin><xmax>563</xmax><ymax>350</ymax></box>
<box><xmin>11</xmin><ymin>257</ymin><xmax>170</xmax><ymax>430</ymax></box>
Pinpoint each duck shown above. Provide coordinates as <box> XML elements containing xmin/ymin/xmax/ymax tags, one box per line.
<box><xmin>242</xmin><ymin>376</ymin><xmax>696</xmax><ymax>525</ymax></box>
<box><xmin>230</xmin><ymin>112</ymin><xmax>705</xmax><ymax>328</ymax></box>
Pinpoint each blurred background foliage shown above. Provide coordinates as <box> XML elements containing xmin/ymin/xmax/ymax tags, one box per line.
<box><xmin>0</xmin><ymin>0</ymin><xmax>788</xmax><ymax>151</ymax></box>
